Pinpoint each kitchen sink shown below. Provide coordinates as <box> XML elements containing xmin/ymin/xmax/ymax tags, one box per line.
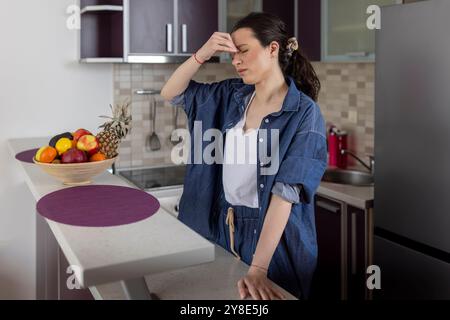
<box><xmin>321</xmin><ymin>168</ymin><xmax>374</xmax><ymax>186</ymax></box>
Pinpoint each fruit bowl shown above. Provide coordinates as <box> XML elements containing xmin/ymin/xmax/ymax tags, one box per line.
<box><xmin>33</xmin><ymin>156</ymin><xmax>117</xmax><ymax>186</ymax></box>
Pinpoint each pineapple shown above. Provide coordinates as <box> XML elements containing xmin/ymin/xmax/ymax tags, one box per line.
<box><xmin>97</xmin><ymin>102</ymin><xmax>132</xmax><ymax>158</ymax></box>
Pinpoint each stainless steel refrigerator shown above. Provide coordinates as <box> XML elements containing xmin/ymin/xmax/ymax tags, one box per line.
<box><xmin>375</xmin><ymin>0</ymin><xmax>450</xmax><ymax>299</ymax></box>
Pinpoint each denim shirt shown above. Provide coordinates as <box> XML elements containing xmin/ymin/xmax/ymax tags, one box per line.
<box><xmin>169</xmin><ymin>76</ymin><xmax>328</xmax><ymax>248</ymax></box>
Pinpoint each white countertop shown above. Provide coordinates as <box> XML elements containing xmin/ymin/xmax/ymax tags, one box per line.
<box><xmin>9</xmin><ymin>137</ymin><xmax>296</xmax><ymax>300</ymax></box>
<box><xmin>8</xmin><ymin>137</ymin><xmax>214</xmax><ymax>289</ymax></box>
<box><xmin>96</xmin><ymin>244</ymin><xmax>296</xmax><ymax>300</ymax></box>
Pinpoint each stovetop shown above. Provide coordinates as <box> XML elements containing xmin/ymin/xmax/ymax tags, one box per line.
<box><xmin>118</xmin><ymin>165</ymin><xmax>186</xmax><ymax>190</ymax></box>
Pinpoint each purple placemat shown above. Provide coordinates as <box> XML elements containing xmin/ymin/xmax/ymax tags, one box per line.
<box><xmin>15</xmin><ymin>148</ymin><xmax>39</xmax><ymax>163</ymax></box>
<box><xmin>36</xmin><ymin>185</ymin><xmax>160</xmax><ymax>227</ymax></box>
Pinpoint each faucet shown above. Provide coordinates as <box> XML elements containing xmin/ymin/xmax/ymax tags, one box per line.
<box><xmin>341</xmin><ymin>149</ymin><xmax>375</xmax><ymax>175</ymax></box>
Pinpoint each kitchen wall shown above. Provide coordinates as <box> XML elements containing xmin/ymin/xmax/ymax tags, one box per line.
<box><xmin>0</xmin><ymin>0</ymin><xmax>113</xmax><ymax>299</ymax></box>
<box><xmin>113</xmin><ymin>62</ymin><xmax>374</xmax><ymax>168</ymax></box>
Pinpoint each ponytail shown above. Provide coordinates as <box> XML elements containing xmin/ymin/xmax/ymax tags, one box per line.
<box><xmin>283</xmin><ymin>49</ymin><xmax>321</xmax><ymax>102</ymax></box>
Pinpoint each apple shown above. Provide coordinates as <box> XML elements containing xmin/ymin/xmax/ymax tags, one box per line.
<box><xmin>61</xmin><ymin>148</ymin><xmax>88</xmax><ymax>163</ymax></box>
<box><xmin>77</xmin><ymin>135</ymin><xmax>99</xmax><ymax>156</ymax></box>
<box><xmin>72</xmin><ymin>128</ymin><xmax>92</xmax><ymax>142</ymax></box>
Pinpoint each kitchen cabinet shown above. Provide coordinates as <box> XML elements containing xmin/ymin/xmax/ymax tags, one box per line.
<box><xmin>310</xmin><ymin>194</ymin><xmax>373</xmax><ymax>300</ymax></box>
<box><xmin>224</xmin><ymin>0</ymin><xmax>262</xmax><ymax>33</ymax></box>
<box><xmin>297</xmin><ymin>0</ymin><xmax>321</xmax><ymax>61</ymax></box>
<box><xmin>310</xmin><ymin>195</ymin><xmax>344</xmax><ymax>300</ymax></box>
<box><xmin>263</xmin><ymin>0</ymin><xmax>295</xmax><ymax>36</ymax></box>
<box><xmin>178</xmin><ymin>0</ymin><xmax>219</xmax><ymax>54</ymax></box>
<box><xmin>347</xmin><ymin>205</ymin><xmax>368</xmax><ymax>300</ymax></box>
<box><xmin>321</xmin><ymin>0</ymin><xmax>400</xmax><ymax>61</ymax></box>
<box><xmin>128</xmin><ymin>0</ymin><xmax>218</xmax><ymax>62</ymax></box>
<box><xmin>80</xmin><ymin>0</ymin><xmax>124</xmax><ymax>62</ymax></box>
<box><xmin>128</xmin><ymin>0</ymin><xmax>174</xmax><ymax>55</ymax></box>
<box><xmin>264</xmin><ymin>0</ymin><xmax>321</xmax><ymax>61</ymax></box>
<box><xmin>220</xmin><ymin>0</ymin><xmax>320</xmax><ymax>62</ymax></box>
<box><xmin>265</xmin><ymin>0</ymin><xmax>321</xmax><ymax>61</ymax></box>
<box><xmin>81</xmin><ymin>0</ymin><xmax>219</xmax><ymax>63</ymax></box>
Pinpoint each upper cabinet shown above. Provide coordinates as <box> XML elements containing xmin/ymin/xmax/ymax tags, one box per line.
<box><xmin>321</xmin><ymin>0</ymin><xmax>400</xmax><ymax>62</ymax></box>
<box><xmin>297</xmin><ymin>0</ymin><xmax>321</xmax><ymax>61</ymax></box>
<box><xmin>224</xmin><ymin>0</ymin><xmax>262</xmax><ymax>33</ymax></box>
<box><xmin>220</xmin><ymin>0</ymin><xmax>320</xmax><ymax>62</ymax></box>
<box><xmin>263</xmin><ymin>0</ymin><xmax>295</xmax><ymax>41</ymax></box>
<box><xmin>178</xmin><ymin>0</ymin><xmax>219</xmax><ymax>54</ymax></box>
<box><xmin>80</xmin><ymin>0</ymin><xmax>219</xmax><ymax>63</ymax></box>
<box><xmin>80</xmin><ymin>0</ymin><xmax>409</xmax><ymax>64</ymax></box>
<box><xmin>80</xmin><ymin>0</ymin><xmax>125</xmax><ymax>62</ymax></box>
<box><xmin>128</xmin><ymin>0</ymin><xmax>218</xmax><ymax>62</ymax></box>
<box><xmin>128</xmin><ymin>0</ymin><xmax>174</xmax><ymax>55</ymax></box>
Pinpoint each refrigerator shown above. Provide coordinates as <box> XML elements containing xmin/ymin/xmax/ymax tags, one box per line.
<box><xmin>374</xmin><ymin>0</ymin><xmax>450</xmax><ymax>299</ymax></box>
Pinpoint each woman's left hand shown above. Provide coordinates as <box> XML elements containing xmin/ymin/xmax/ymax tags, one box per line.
<box><xmin>237</xmin><ymin>266</ymin><xmax>286</xmax><ymax>300</ymax></box>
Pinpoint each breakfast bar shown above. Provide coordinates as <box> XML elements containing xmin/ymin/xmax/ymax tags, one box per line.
<box><xmin>8</xmin><ymin>137</ymin><xmax>296</xmax><ymax>300</ymax></box>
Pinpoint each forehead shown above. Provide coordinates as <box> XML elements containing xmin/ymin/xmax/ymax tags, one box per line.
<box><xmin>231</xmin><ymin>28</ymin><xmax>257</xmax><ymax>46</ymax></box>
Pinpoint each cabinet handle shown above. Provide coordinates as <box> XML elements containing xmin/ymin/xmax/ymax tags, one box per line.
<box><xmin>345</xmin><ymin>51</ymin><xmax>368</xmax><ymax>57</ymax></box>
<box><xmin>316</xmin><ymin>200</ymin><xmax>340</xmax><ymax>214</ymax></box>
<box><xmin>181</xmin><ymin>24</ymin><xmax>187</xmax><ymax>53</ymax></box>
<box><xmin>351</xmin><ymin>212</ymin><xmax>357</xmax><ymax>275</ymax></box>
<box><xmin>166</xmin><ymin>23</ymin><xmax>173</xmax><ymax>52</ymax></box>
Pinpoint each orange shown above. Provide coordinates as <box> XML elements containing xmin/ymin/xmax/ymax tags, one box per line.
<box><xmin>39</xmin><ymin>146</ymin><xmax>57</xmax><ymax>163</ymax></box>
<box><xmin>89</xmin><ymin>152</ymin><xmax>107</xmax><ymax>162</ymax></box>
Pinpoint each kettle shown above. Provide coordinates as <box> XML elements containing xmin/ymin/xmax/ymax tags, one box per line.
<box><xmin>327</xmin><ymin>126</ymin><xmax>348</xmax><ymax>169</ymax></box>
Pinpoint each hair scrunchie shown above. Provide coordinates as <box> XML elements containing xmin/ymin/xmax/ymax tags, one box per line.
<box><xmin>286</xmin><ymin>37</ymin><xmax>299</xmax><ymax>57</ymax></box>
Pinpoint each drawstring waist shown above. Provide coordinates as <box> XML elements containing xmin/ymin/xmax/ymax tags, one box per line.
<box><xmin>225</xmin><ymin>207</ymin><xmax>241</xmax><ymax>260</ymax></box>
<box><xmin>217</xmin><ymin>189</ymin><xmax>260</xmax><ymax>261</ymax></box>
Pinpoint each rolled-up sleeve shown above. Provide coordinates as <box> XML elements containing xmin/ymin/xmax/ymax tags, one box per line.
<box><xmin>274</xmin><ymin>104</ymin><xmax>328</xmax><ymax>204</ymax></box>
<box><xmin>167</xmin><ymin>79</ymin><xmax>231</xmax><ymax>120</ymax></box>
<box><xmin>271</xmin><ymin>182</ymin><xmax>302</xmax><ymax>204</ymax></box>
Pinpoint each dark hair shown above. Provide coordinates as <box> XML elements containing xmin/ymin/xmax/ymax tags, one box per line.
<box><xmin>231</xmin><ymin>12</ymin><xmax>320</xmax><ymax>102</ymax></box>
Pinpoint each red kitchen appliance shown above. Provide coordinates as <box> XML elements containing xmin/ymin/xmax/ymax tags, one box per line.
<box><xmin>327</xmin><ymin>126</ymin><xmax>348</xmax><ymax>169</ymax></box>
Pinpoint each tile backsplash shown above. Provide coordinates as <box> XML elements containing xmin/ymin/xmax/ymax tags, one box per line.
<box><xmin>113</xmin><ymin>62</ymin><xmax>374</xmax><ymax>169</ymax></box>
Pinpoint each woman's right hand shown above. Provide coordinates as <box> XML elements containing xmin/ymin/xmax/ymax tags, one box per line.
<box><xmin>196</xmin><ymin>32</ymin><xmax>239</xmax><ymax>62</ymax></box>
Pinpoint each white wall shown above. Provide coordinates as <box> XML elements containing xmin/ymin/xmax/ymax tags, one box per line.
<box><xmin>0</xmin><ymin>0</ymin><xmax>114</xmax><ymax>299</ymax></box>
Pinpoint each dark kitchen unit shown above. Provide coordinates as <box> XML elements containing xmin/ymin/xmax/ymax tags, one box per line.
<box><xmin>374</xmin><ymin>0</ymin><xmax>450</xmax><ymax>299</ymax></box>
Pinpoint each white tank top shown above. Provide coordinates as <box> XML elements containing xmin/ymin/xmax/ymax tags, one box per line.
<box><xmin>222</xmin><ymin>91</ymin><xmax>259</xmax><ymax>208</ymax></box>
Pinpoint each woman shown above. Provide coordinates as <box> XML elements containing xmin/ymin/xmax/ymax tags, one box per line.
<box><xmin>161</xmin><ymin>12</ymin><xmax>327</xmax><ymax>300</ymax></box>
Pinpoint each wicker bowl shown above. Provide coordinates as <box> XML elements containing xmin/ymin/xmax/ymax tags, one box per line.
<box><xmin>33</xmin><ymin>156</ymin><xmax>117</xmax><ymax>186</ymax></box>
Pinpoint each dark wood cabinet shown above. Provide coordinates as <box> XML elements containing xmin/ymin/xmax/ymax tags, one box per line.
<box><xmin>262</xmin><ymin>0</ymin><xmax>295</xmax><ymax>37</ymax></box>
<box><xmin>347</xmin><ymin>205</ymin><xmax>367</xmax><ymax>300</ymax></box>
<box><xmin>81</xmin><ymin>0</ymin><xmax>219</xmax><ymax>62</ymax></box>
<box><xmin>128</xmin><ymin>0</ymin><xmax>219</xmax><ymax>60</ymax></box>
<box><xmin>264</xmin><ymin>0</ymin><xmax>321</xmax><ymax>61</ymax></box>
<box><xmin>297</xmin><ymin>0</ymin><xmax>321</xmax><ymax>61</ymax></box>
<box><xmin>311</xmin><ymin>195</ymin><xmax>344</xmax><ymax>300</ymax></box>
<box><xmin>129</xmin><ymin>0</ymin><xmax>174</xmax><ymax>54</ymax></box>
<box><xmin>80</xmin><ymin>0</ymin><xmax>124</xmax><ymax>62</ymax></box>
<box><xmin>311</xmin><ymin>194</ymin><xmax>372</xmax><ymax>300</ymax></box>
<box><xmin>178</xmin><ymin>0</ymin><xmax>219</xmax><ymax>54</ymax></box>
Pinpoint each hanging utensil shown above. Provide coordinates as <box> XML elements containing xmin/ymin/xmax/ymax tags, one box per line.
<box><xmin>145</xmin><ymin>95</ymin><xmax>154</xmax><ymax>152</ymax></box>
<box><xmin>149</xmin><ymin>97</ymin><xmax>161</xmax><ymax>151</ymax></box>
<box><xmin>170</xmin><ymin>106</ymin><xmax>182</xmax><ymax>145</ymax></box>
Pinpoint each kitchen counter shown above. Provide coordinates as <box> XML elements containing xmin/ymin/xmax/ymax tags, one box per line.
<box><xmin>318</xmin><ymin>180</ymin><xmax>374</xmax><ymax>209</ymax></box>
<box><xmin>8</xmin><ymin>137</ymin><xmax>295</xmax><ymax>300</ymax></box>
<box><xmin>95</xmin><ymin>244</ymin><xmax>296</xmax><ymax>300</ymax></box>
